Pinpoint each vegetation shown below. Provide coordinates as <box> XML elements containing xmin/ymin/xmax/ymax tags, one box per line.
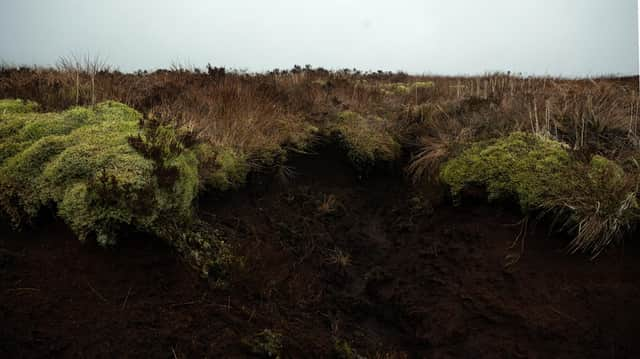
<box><xmin>328</xmin><ymin>111</ymin><xmax>401</xmax><ymax>171</ymax></box>
<box><xmin>380</xmin><ymin>81</ymin><xmax>434</xmax><ymax>96</ymax></box>
<box><xmin>440</xmin><ymin>132</ymin><xmax>639</xmax><ymax>257</ymax></box>
<box><xmin>1</xmin><ymin>64</ymin><xmax>639</xmax><ymax>260</ymax></box>
<box><xmin>1</xmin><ymin>64</ymin><xmax>640</xmax><ymax>357</ymax></box>
<box><xmin>0</xmin><ymin>99</ymin><xmax>39</xmax><ymax>114</ymax></box>
<box><xmin>0</xmin><ymin>100</ymin><xmax>229</xmax><ymax>275</ymax></box>
<box><xmin>333</xmin><ymin>338</ymin><xmax>364</xmax><ymax>359</ymax></box>
<box><xmin>195</xmin><ymin>144</ymin><xmax>250</xmax><ymax>191</ymax></box>
<box><xmin>242</xmin><ymin>329</ymin><xmax>283</xmax><ymax>358</ymax></box>
<box><xmin>441</xmin><ymin>132</ymin><xmax>571</xmax><ymax>209</ymax></box>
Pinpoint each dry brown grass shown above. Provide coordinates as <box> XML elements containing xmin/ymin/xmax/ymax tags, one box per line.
<box><xmin>1</xmin><ymin>64</ymin><xmax>639</xmax><ymax>255</ymax></box>
<box><xmin>1</xmin><ymin>64</ymin><xmax>638</xmax><ymax>174</ymax></box>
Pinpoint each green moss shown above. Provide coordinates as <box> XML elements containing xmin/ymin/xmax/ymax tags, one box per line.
<box><xmin>0</xmin><ymin>141</ymin><xmax>31</xmax><ymax>164</ymax></box>
<box><xmin>329</xmin><ymin>111</ymin><xmax>401</xmax><ymax>170</ymax></box>
<box><xmin>19</xmin><ymin>111</ymin><xmax>98</xmax><ymax>142</ymax></box>
<box><xmin>0</xmin><ymin>100</ymin><xmax>195</xmax><ymax>244</ymax></box>
<box><xmin>61</xmin><ymin>106</ymin><xmax>95</xmax><ymax>123</ymax></box>
<box><xmin>411</xmin><ymin>81</ymin><xmax>435</xmax><ymax>90</ymax></box>
<box><xmin>0</xmin><ymin>135</ymin><xmax>73</xmax><ymax>222</ymax></box>
<box><xmin>441</xmin><ymin>132</ymin><xmax>571</xmax><ymax>209</ymax></box>
<box><xmin>47</xmin><ymin>149</ymin><xmax>157</xmax><ymax>244</ymax></box>
<box><xmin>440</xmin><ymin>132</ymin><xmax>640</xmax><ymax>256</ymax></box>
<box><xmin>0</xmin><ymin>114</ymin><xmax>30</xmax><ymax>139</ymax></box>
<box><xmin>243</xmin><ymin>329</ymin><xmax>283</xmax><ymax>358</ymax></box>
<box><xmin>285</xmin><ymin>123</ymin><xmax>318</xmax><ymax>152</ymax></box>
<box><xmin>94</xmin><ymin>100</ymin><xmax>142</xmax><ymax>121</ymax></box>
<box><xmin>381</xmin><ymin>82</ymin><xmax>410</xmax><ymax>95</ymax></box>
<box><xmin>0</xmin><ymin>99</ymin><xmax>39</xmax><ymax>114</ymax></box>
<box><xmin>195</xmin><ymin>144</ymin><xmax>250</xmax><ymax>191</ymax></box>
<box><xmin>0</xmin><ymin>99</ymin><xmax>242</xmax><ymax>279</ymax></box>
<box><xmin>588</xmin><ymin>155</ymin><xmax>624</xmax><ymax>189</ymax></box>
<box><xmin>380</xmin><ymin>81</ymin><xmax>434</xmax><ymax>96</ymax></box>
<box><xmin>333</xmin><ymin>339</ymin><xmax>364</xmax><ymax>359</ymax></box>
<box><xmin>0</xmin><ymin>105</ymin><xmax>101</xmax><ymax>165</ymax></box>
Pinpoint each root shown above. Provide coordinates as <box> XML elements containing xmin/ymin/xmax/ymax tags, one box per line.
<box><xmin>504</xmin><ymin>216</ymin><xmax>528</xmax><ymax>268</ymax></box>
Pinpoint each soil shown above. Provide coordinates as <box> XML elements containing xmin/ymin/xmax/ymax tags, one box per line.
<box><xmin>2</xmin><ymin>146</ymin><xmax>640</xmax><ymax>358</ymax></box>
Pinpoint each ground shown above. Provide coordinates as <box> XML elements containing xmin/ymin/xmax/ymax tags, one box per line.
<box><xmin>1</xmin><ymin>147</ymin><xmax>640</xmax><ymax>358</ymax></box>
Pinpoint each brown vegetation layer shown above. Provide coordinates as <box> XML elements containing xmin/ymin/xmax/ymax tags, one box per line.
<box><xmin>2</xmin><ymin>65</ymin><xmax>638</xmax><ymax>164</ymax></box>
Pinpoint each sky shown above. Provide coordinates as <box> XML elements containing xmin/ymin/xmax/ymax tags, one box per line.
<box><xmin>0</xmin><ymin>0</ymin><xmax>637</xmax><ymax>76</ymax></box>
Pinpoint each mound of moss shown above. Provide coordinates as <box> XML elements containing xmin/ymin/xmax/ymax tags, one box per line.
<box><xmin>382</xmin><ymin>83</ymin><xmax>411</xmax><ymax>96</ymax></box>
<box><xmin>0</xmin><ymin>101</ymin><xmax>198</xmax><ymax>244</ymax></box>
<box><xmin>329</xmin><ymin>111</ymin><xmax>401</xmax><ymax>171</ymax></box>
<box><xmin>441</xmin><ymin>132</ymin><xmax>571</xmax><ymax>209</ymax></box>
<box><xmin>0</xmin><ymin>99</ymin><xmax>39</xmax><ymax>114</ymax></box>
<box><xmin>0</xmin><ymin>100</ymin><xmax>238</xmax><ymax>277</ymax></box>
<box><xmin>195</xmin><ymin>144</ymin><xmax>250</xmax><ymax>191</ymax></box>
<box><xmin>381</xmin><ymin>81</ymin><xmax>434</xmax><ymax>96</ymax></box>
<box><xmin>440</xmin><ymin>132</ymin><xmax>639</xmax><ymax>256</ymax></box>
<box><xmin>412</xmin><ymin>81</ymin><xmax>435</xmax><ymax>90</ymax></box>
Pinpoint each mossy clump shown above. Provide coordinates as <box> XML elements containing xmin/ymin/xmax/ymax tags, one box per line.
<box><xmin>411</xmin><ymin>81</ymin><xmax>435</xmax><ymax>90</ymax></box>
<box><xmin>588</xmin><ymin>155</ymin><xmax>625</xmax><ymax>189</ymax></box>
<box><xmin>0</xmin><ymin>99</ymin><xmax>235</xmax><ymax>276</ymax></box>
<box><xmin>0</xmin><ymin>100</ymin><xmax>196</xmax><ymax>245</ymax></box>
<box><xmin>242</xmin><ymin>329</ymin><xmax>283</xmax><ymax>358</ymax></box>
<box><xmin>381</xmin><ymin>82</ymin><xmax>410</xmax><ymax>96</ymax></box>
<box><xmin>282</xmin><ymin>122</ymin><xmax>318</xmax><ymax>152</ymax></box>
<box><xmin>440</xmin><ymin>132</ymin><xmax>639</xmax><ymax>256</ymax></box>
<box><xmin>195</xmin><ymin>144</ymin><xmax>250</xmax><ymax>191</ymax></box>
<box><xmin>381</xmin><ymin>81</ymin><xmax>434</xmax><ymax>96</ymax></box>
<box><xmin>154</xmin><ymin>218</ymin><xmax>241</xmax><ymax>281</ymax></box>
<box><xmin>441</xmin><ymin>132</ymin><xmax>571</xmax><ymax>209</ymax></box>
<box><xmin>0</xmin><ymin>99</ymin><xmax>39</xmax><ymax>114</ymax></box>
<box><xmin>333</xmin><ymin>339</ymin><xmax>364</xmax><ymax>359</ymax></box>
<box><xmin>329</xmin><ymin>111</ymin><xmax>401</xmax><ymax>171</ymax></box>
<box><xmin>0</xmin><ymin>105</ymin><xmax>95</xmax><ymax>163</ymax></box>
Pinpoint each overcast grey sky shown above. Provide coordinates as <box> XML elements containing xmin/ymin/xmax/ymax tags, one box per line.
<box><xmin>0</xmin><ymin>0</ymin><xmax>637</xmax><ymax>76</ymax></box>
